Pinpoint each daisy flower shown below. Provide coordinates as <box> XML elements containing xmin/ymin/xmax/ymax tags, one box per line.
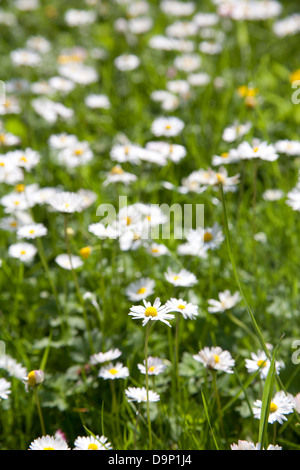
<box><xmin>151</xmin><ymin>116</ymin><xmax>185</xmax><ymax>137</ymax></box>
<box><xmin>237</xmin><ymin>140</ymin><xmax>279</xmax><ymax>162</ymax></box>
<box><xmin>0</xmin><ymin>378</ymin><xmax>11</xmax><ymax>400</ymax></box>
<box><xmin>98</xmin><ymin>362</ymin><xmax>129</xmax><ymax>380</ymax></box>
<box><xmin>73</xmin><ymin>435</ymin><xmax>112</xmax><ymax>450</ymax></box>
<box><xmin>126</xmin><ymin>277</ymin><xmax>155</xmax><ymax>302</ymax></box>
<box><xmin>8</xmin><ymin>242</ymin><xmax>37</xmax><ymax>263</ymax></box>
<box><xmin>28</xmin><ymin>435</ymin><xmax>70</xmax><ymax>450</ymax></box>
<box><xmin>222</xmin><ymin>122</ymin><xmax>252</xmax><ymax>143</ymax></box>
<box><xmin>55</xmin><ymin>254</ymin><xmax>84</xmax><ymax>270</ymax></box>
<box><xmin>17</xmin><ymin>223</ymin><xmax>47</xmax><ymax>239</ymax></box>
<box><xmin>193</xmin><ymin>346</ymin><xmax>235</xmax><ymax>374</ymax></box>
<box><xmin>245</xmin><ymin>350</ymin><xmax>284</xmax><ymax>379</ymax></box>
<box><xmin>129</xmin><ymin>297</ymin><xmax>175</xmax><ymax>327</ymax></box>
<box><xmin>90</xmin><ymin>348</ymin><xmax>122</xmax><ymax>366</ymax></box>
<box><xmin>114</xmin><ymin>54</ymin><xmax>140</xmax><ymax>71</ymax></box>
<box><xmin>164</xmin><ymin>267</ymin><xmax>197</xmax><ymax>287</ymax></box>
<box><xmin>125</xmin><ymin>386</ymin><xmax>160</xmax><ymax>403</ymax></box>
<box><xmin>253</xmin><ymin>391</ymin><xmax>294</xmax><ymax>424</ymax></box>
<box><xmin>23</xmin><ymin>369</ymin><xmax>44</xmax><ymax>392</ymax></box>
<box><xmin>48</xmin><ymin>191</ymin><xmax>85</xmax><ymax>213</ymax></box>
<box><xmin>137</xmin><ymin>356</ymin><xmax>167</xmax><ymax>375</ymax></box>
<box><xmin>147</xmin><ymin>242</ymin><xmax>169</xmax><ymax>257</ymax></box>
<box><xmin>166</xmin><ymin>298</ymin><xmax>198</xmax><ymax>319</ymax></box>
<box><xmin>207</xmin><ymin>290</ymin><xmax>241</xmax><ymax>314</ymax></box>
<box><xmin>231</xmin><ymin>440</ymin><xmax>282</xmax><ymax>450</ymax></box>
<box><xmin>275</xmin><ymin>139</ymin><xmax>300</xmax><ymax>156</ymax></box>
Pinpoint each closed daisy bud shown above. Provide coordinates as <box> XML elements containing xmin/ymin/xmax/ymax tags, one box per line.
<box><xmin>24</xmin><ymin>369</ymin><xmax>44</xmax><ymax>391</ymax></box>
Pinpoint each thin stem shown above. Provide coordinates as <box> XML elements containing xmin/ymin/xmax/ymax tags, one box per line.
<box><xmin>64</xmin><ymin>215</ymin><xmax>94</xmax><ymax>353</ymax></box>
<box><xmin>33</xmin><ymin>387</ymin><xmax>45</xmax><ymax>436</ymax></box>
<box><xmin>134</xmin><ymin>403</ymin><xmax>142</xmax><ymax>449</ymax></box>
<box><xmin>145</xmin><ymin>322</ymin><xmax>152</xmax><ymax>450</ymax></box>
<box><xmin>212</xmin><ymin>371</ymin><xmax>225</xmax><ymax>437</ymax></box>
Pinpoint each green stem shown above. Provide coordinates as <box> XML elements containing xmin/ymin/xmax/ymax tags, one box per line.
<box><xmin>33</xmin><ymin>387</ymin><xmax>45</xmax><ymax>436</ymax></box>
<box><xmin>64</xmin><ymin>215</ymin><xmax>94</xmax><ymax>353</ymax></box>
<box><xmin>145</xmin><ymin>322</ymin><xmax>152</xmax><ymax>450</ymax></box>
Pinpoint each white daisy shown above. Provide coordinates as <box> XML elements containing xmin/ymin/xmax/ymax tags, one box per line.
<box><xmin>253</xmin><ymin>391</ymin><xmax>294</xmax><ymax>424</ymax></box>
<box><xmin>48</xmin><ymin>191</ymin><xmax>85</xmax><ymax>213</ymax></box>
<box><xmin>129</xmin><ymin>297</ymin><xmax>175</xmax><ymax>327</ymax></box>
<box><xmin>231</xmin><ymin>440</ymin><xmax>282</xmax><ymax>450</ymax></box>
<box><xmin>222</xmin><ymin>122</ymin><xmax>252</xmax><ymax>143</ymax></box>
<box><xmin>0</xmin><ymin>378</ymin><xmax>11</xmax><ymax>400</ymax></box>
<box><xmin>245</xmin><ymin>350</ymin><xmax>284</xmax><ymax>379</ymax></box>
<box><xmin>89</xmin><ymin>348</ymin><xmax>122</xmax><ymax>366</ymax></box>
<box><xmin>98</xmin><ymin>362</ymin><xmax>129</xmax><ymax>380</ymax></box>
<box><xmin>207</xmin><ymin>290</ymin><xmax>241</xmax><ymax>314</ymax></box>
<box><xmin>151</xmin><ymin>116</ymin><xmax>185</xmax><ymax>137</ymax></box>
<box><xmin>8</xmin><ymin>242</ymin><xmax>37</xmax><ymax>263</ymax></box>
<box><xmin>193</xmin><ymin>346</ymin><xmax>235</xmax><ymax>374</ymax></box>
<box><xmin>237</xmin><ymin>140</ymin><xmax>279</xmax><ymax>162</ymax></box>
<box><xmin>125</xmin><ymin>386</ymin><xmax>160</xmax><ymax>403</ymax></box>
<box><xmin>137</xmin><ymin>356</ymin><xmax>167</xmax><ymax>375</ymax></box>
<box><xmin>114</xmin><ymin>54</ymin><xmax>140</xmax><ymax>71</ymax></box>
<box><xmin>147</xmin><ymin>242</ymin><xmax>169</xmax><ymax>257</ymax></box>
<box><xmin>73</xmin><ymin>435</ymin><xmax>112</xmax><ymax>450</ymax></box>
<box><xmin>28</xmin><ymin>435</ymin><xmax>70</xmax><ymax>450</ymax></box>
<box><xmin>164</xmin><ymin>267</ymin><xmax>197</xmax><ymax>287</ymax></box>
<box><xmin>126</xmin><ymin>278</ymin><xmax>155</xmax><ymax>302</ymax></box>
<box><xmin>17</xmin><ymin>223</ymin><xmax>47</xmax><ymax>239</ymax></box>
<box><xmin>55</xmin><ymin>254</ymin><xmax>84</xmax><ymax>270</ymax></box>
<box><xmin>166</xmin><ymin>298</ymin><xmax>198</xmax><ymax>319</ymax></box>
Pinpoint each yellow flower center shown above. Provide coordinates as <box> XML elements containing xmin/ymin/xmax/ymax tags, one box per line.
<box><xmin>270</xmin><ymin>402</ymin><xmax>278</xmax><ymax>413</ymax></box>
<box><xmin>144</xmin><ymin>307</ymin><xmax>158</xmax><ymax>317</ymax></box>
<box><xmin>253</xmin><ymin>147</ymin><xmax>259</xmax><ymax>153</ymax></box>
<box><xmin>43</xmin><ymin>447</ymin><xmax>55</xmax><ymax>450</ymax></box>
<box><xmin>151</xmin><ymin>248</ymin><xmax>159</xmax><ymax>253</ymax></box>
<box><xmin>29</xmin><ymin>230</ymin><xmax>35</xmax><ymax>235</ymax></box>
<box><xmin>109</xmin><ymin>368</ymin><xmax>118</xmax><ymax>375</ymax></box>
<box><xmin>178</xmin><ymin>304</ymin><xmax>186</xmax><ymax>310</ymax></box>
<box><xmin>0</xmin><ymin>134</ymin><xmax>6</xmax><ymax>143</ymax></box>
<box><xmin>126</xmin><ymin>216</ymin><xmax>132</xmax><ymax>226</ymax></box>
<box><xmin>257</xmin><ymin>359</ymin><xmax>267</xmax><ymax>368</ymax></box>
<box><xmin>15</xmin><ymin>184</ymin><xmax>25</xmax><ymax>192</ymax></box>
<box><xmin>27</xmin><ymin>370</ymin><xmax>37</xmax><ymax>387</ymax></box>
<box><xmin>165</xmin><ymin>124</ymin><xmax>171</xmax><ymax>130</ymax></box>
<box><xmin>0</xmin><ymin>162</ymin><xmax>5</xmax><ymax>167</ymax></box>
<box><xmin>204</xmin><ymin>232</ymin><xmax>213</xmax><ymax>243</ymax></box>
<box><xmin>88</xmin><ymin>443</ymin><xmax>98</xmax><ymax>450</ymax></box>
<box><xmin>74</xmin><ymin>149</ymin><xmax>83</xmax><ymax>156</ymax></box>
<box><xmin>124</xmin><ymin>146</ymin><xmax>130</xmax><ymax>155</ymax></box>
<box><xmin>221</xmin><ymin>152</ymin><xmax>229</xmax><ymax>158</ymax></box>
<box><xmin>137</xmin><ymin>287</ymin><xmax>146</xmax><ymax>294</ymax></box>
<box><xmin>173</xmin><ymin>275</ymin><xmax>180</xmax><ymax>281</ymax></box>
<box><xmin>19</xmin><ymin>156</ymin><xmax>27</xmax><ymax>163</ymax></box>
<box><xmin>213</xmin><ymin>355</ymin><xmax>220</xmax><ymax>364</ymax></box>
<box><xmin>149</xmin><ymin>366</ymin><xmax>156</xmax><ymax>372</ymax></box>
<box><xmin>216</xmin><ymin>173</ymin><xmax>225</xmax><ymax>183</ymax></box>
<box><xmin>111</xmin><ymin>166</ymin><xmax>124</xmax><ymax>175</ymax></box>
<box><xmin>20</xmin><ymin>250</ymin><xmax>26</xmax><ymax>255</ymax></box>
